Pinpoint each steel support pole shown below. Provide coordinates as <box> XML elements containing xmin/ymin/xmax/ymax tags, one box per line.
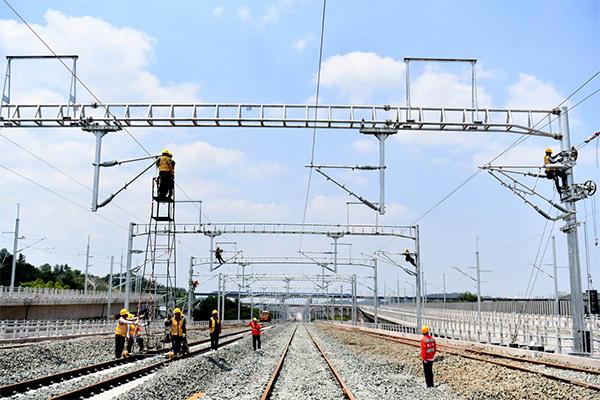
<box><xmin>91</xmin><ymin>130</ymin><xmax>106</xmax><ymax>212</ymax></box>
<box><xmin>373</xmin><ymin>258</ymin><xmax>378</xmax><ymax>325</ymax></box>
<box><xmin>583</xmin><ymin>221</ymin><xmax>594</xmax><ymax>353</ymax></box>
<box><xmin>559</xmin><ymin>106</ymin><xmax>586</xmax><ymax>354</ymax></box>
<box><xmin>237</xmin><ymin>284</ymin><xmax>241</xmax><ymax>322</ymax></box>
<box><xmin>84</xmin><ymin>235</ymin><xmax>90</xmax><ymax>296</ymax></box>
<box><xmin>352</xmin><ymin>275</ymin><xmax>357</xmax><ymax>325</ymax></box>
<box><xmin>405</xmin><ymin>60</ymin><xmax>411</xmax><ymax>120</ymax></box>
<box><xmin>415</xmin><ymin>225</ymin><xmax>423</xmax><ymax>330</ymax></box>
<box><xmin>217</xmin><ymin>273</ymin><xmax>222</xmax><ymax>317</ymax></box>
<box><xmin>107</xmin><ymin>256</ymin><xmax>114</xmax><ymax>320</ymax></box>
<box><xmin>124</xmin><ymin>222</ymin><xmax>134</xmax><ymax>310</ymax></box>
<box><xmin>476</xmin><ymin>237</ymin><xmax>482</xmax><ymax>330</ymax></box>
<box><xmin>552</xmin><ymin>236</ymin><xmax>560</xmax><ymax>315</ymax></box>
<box><xmin>443</xmin><ymin>273</ymin><xmax>447</xmax><ymax>311</ymax></box>
<box><xmin>221</xmin><ymin>277</ymin><xmax>226</xmax><ymax>322</ymax></box>
<box><xmin>377</xmin><ymin>134</ymin><xmax>387</xmax><ymax>215</ymax></box>
<box><xmin>187</xmin><ymin>257</ymin><xmax>194</xmax><ymax>322</ymax></box>
<box><xmin>119</xmin><ymin>249</ymin><xmax>124</xmax><ymax>293</ymax></box>
<box><xmin>9</xmin><ymin>203</ymin><xmax>19</xmax><ymax>294</ymax></box>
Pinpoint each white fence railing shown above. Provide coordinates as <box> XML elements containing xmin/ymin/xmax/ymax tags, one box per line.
<box><xmin>0</xmin><ymin>319</ymin><xmax>211</xmax><ymax>340</ymax></box>
<box><xmin>357</xmin><ymin>306</ymin><xmax>600</xmax><ymax>358</ymax></box>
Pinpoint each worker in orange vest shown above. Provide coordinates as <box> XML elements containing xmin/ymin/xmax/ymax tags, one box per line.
<box><xmin>164</xmin><ymin>308</ymin><xmax>186</xmax><ymax>355</ymax></box>
<box><xmin>248</xmin><ymin>317</ymin><xmax>262</xmax><ymax>350</ymax></box>
<box><xmin>420</xmin><ymin>325</ymin><xmax>437</xmax><ymax>388</ymax></box>
<box><xmin>544</xmin><ymin>148</ymin><xmax>568</xmax><ymax>194</ymax></box>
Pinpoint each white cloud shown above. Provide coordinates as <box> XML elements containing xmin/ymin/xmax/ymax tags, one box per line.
<box><xmin>410</xmin><ymin>64</ymin><xmax>492</xmax><ymax>108</ymax></box>
<box><xmin>213</xmin><ymin>6</ymin><xmax>226</xmax><ymax>17</ymax></box>
<box><xmin>0</xmin><ymin>10</ymin><xmax>200</xmax><ymax>103</ymax></box>
<box><xmin>205</xmin><ymin>198</ymin><xmax>289</xmax><ymax>221</ymax></box>
<box><xmin>171</xmin><ymin>141</ymin><xmax>246</xmax><ymax>172</ymax></box>
<box><xmin>235</xmin><ymin>161</ymin><xmax>287</xmax><ymax>180</ymax></box>
<box><xmin>293</xmin><ymin>34</ymin><xmax>314</xmax><ymax>51</ymax></box>
<box><xmin>351</xmin><ymin>139</ymin><xmax>377</xmax><ymax>154</ymax></box>
<box><xmin>237</xmin><ymin>6</ymin><xmax>252</xmax><ymax>21</ymax></box>
<box><xmin>306</xmin><ymin>195</ymin><xmax>410</xmax><ymax>224</ymax></box>
<box><xmin>505</xmin><ymin>73</ymin><xmax>563</xmax><ymax>109</ymax></box>
<box><xmin>319</xmin><ymin>52</ymin><xmax>406</xmax><ymax>103</ymax></box>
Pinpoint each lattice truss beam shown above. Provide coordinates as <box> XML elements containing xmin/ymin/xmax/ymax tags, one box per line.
<box><xmin>0</xmin><ymin>102</ymin><xmax>560</xmax><ymax>137</ymax></box>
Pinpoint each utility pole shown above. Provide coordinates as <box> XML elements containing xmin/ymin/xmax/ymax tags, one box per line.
<box><xmin>125</xmin><ymin>223</ymin><xmax>134</xmax><ymax>309</ymax></box>
<box><xmin>373</xmin><ymin>257</ymin><xmax>378</xmax><ymax>325</ymax></box>
<box><xmin>119</xmin><ymin>249</ymin><xmax>124</xmax><ymax>293</ymax></box>
<box><xmin>552</xmin><ymin>236</ymin><xmax>560</xmax><ymax>315</ymax></box>
<box><xmin>558</xmin><ymin>106</ymin><xmax>587</xmax><ymax>354</ymax></box>
<box><xmin>187</xmin><ymin>257</ymin><xmax>194</xmax><ymax>322</ymax></box>
<box><xmin>443</xmin><ymin>273</ymin><xmax>447</xmax><ymax>310</ymax></box>
<box><xmin>107</xmin><ymin>255</ymin><xmax>114</xmax><ymax>320</ymax></box>
<box><xmin>84</xmin><ymin>235</ymin><xmax>91</xmax><ymax>296</ymax></box>
<box><xmin>9</xmin><ymin>203</ymin><xmax>20</xmax><ymax>294</ymax></box>
<box><xmin>476</xmin><ymin>237</ymin><xmax>481</xmax><ymax>324</ymax></box>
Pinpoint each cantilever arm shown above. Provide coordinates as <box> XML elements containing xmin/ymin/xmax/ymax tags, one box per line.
<box><xmin>97</xmin><ymin>161</ymin><xmax>156</xmax><ymax>208</ymax></box>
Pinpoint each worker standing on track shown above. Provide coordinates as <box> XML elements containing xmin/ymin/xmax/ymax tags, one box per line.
<box><xmin>209</xmin><ymin>310</ymin><xmax>222</xmax><ymax>350</ymax></box>
<box><xmin>115</xmin><ymin>308</ymin><xmax>135</xmax><ymax>359</ymax></box>
<box><xmin>165</xmin><ymin>308</ymin><xmax>186</xmax><ymax>355</ymax></box>
<box><xmin>248</xmin><ymin>317</ymin><xmax>262</xmax><ymax>350</ymax></box>
<box><xmin>156</xmin><ymin>149</ymin><xmax>175</xmax><ymax>201</ymax></box>
<box><xmin>420</xmin><ymin>325</ymin><xmax>437</xmax><ymax>388</ymax></box>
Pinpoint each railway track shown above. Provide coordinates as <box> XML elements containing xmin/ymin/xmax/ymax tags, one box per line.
<box><xmin>0</xmin><ymin>328</ymin><xmax>251</xmax><ymax>398</ymax></box>
<box><xmin>339</xmin><ymin>325</ymin><xmax>600</xmax><ymax>392</ymax></box>
<box><xmin>260</xmin><ymin>325</ymin><xmax>356</xmax><ymax>400</ymax></box>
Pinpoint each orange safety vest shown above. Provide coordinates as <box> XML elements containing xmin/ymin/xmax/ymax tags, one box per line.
<box><xmin>248</xmin><ymin>321</ymin><xmax>262</xmax><ymax>336</ymax></box>
<box><xmin>129</xmin><ymin>322</ymin><xmax>137</xmax><ymax>337</ymax></box>
<box><xmin>170</xmin><ymin>317</ymin><xmax>185</xmax><ymax>336</ymax></box>
<box><xmin>158</xmin><ymin>156</ymin><xmax>175</xmax><ymax>173</ymax></box>
<box><xmin>115</xmin><ymin>318</ymin><xmax>128</xmax><ymax>337</ymax></box>
<box><xmin>420</xmin><ymin>334</ymin><xmax>437</xmax><ymax>361</ymax></box>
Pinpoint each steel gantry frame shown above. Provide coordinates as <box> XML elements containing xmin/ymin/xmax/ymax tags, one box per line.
<box><xmin>189</xmin><ymin>256</ymin><xmax>376</xmax><ymax>324</ymax></box>
<box><xmin>216</xmin><ymin>273</ymin><xmax>358</xmax><ymax>324</ymax></box>
<box><xmin>2</xmin><ymin>54</ymin><xmax>593</xmax><ymax>352</ymax></box>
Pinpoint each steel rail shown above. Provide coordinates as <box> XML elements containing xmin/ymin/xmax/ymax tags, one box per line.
<box><xmin>0</xmin><ymin>327</ymin><xmax>250</xmax><ymax>396</ymax></box>
<box><xmin>260</xmin><ymin>325</ymin><xmax>298</xmax><ymax>400</ymax></box>
<box><xmin>305</xmin><ymin>326</ymin><xmax>357</xmax><ymax>400</ymax></box>
<box><xmin>48</xmin><ymin>332</ymin><xmax>250</xmax><ymax>400</ymax></box>
<box><xmin>348</xmin><ymin>328</ymin><xmax>600</xmax><ymax>392</ymax></box>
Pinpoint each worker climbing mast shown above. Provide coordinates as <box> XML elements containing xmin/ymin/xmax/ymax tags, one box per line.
<box><xmin>139</xmin><ymin>150</ymin><xmax>178</xmax><ymax>320</ymax></box>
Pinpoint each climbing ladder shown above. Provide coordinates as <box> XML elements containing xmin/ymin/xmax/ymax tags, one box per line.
<box><xmin>138</xmin><ymin>177</ymin><xmax>177</xmax><ymax>319</ymax></box>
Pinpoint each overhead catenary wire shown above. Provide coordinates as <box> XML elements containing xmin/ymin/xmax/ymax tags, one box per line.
<box><xmin>300</xmin><ymin>0</ymin><xmax>327</xmax><ymax>251</ymax></box>
<box><xmin>0</xmin><ymin>160</ymin><xmax>127</xmax><ymax>230</ymax></box>
<box><xmin>2</xmin><ymin>0</ymin><xmax>212</xmax><ymax>224</ymax></box>
<box><xmin>0</xmin><ymin>131</ymin><xmax>144</xmax><ymax>223</ymax></box>
<box><xmin>411</xmin><ymin>70</ymin><xmax>600</xmax><ymax>226</ymax></box>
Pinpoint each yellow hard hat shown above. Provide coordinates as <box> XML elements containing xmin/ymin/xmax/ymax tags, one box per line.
<box><xmin>545</xmin><ymin>148</ymin><xmax>553</xmax><ymax>154</ymax></box>
<box><xmin>421</xmin><ymin>325</ymin><xmax>429</xmax><ymax>334</ymax></box>
<box><xmin>120</xmin><ymin>308</ymin><xmax>128</xmax><ymax>316</ymax></box>
<box><xmin>173</xmin><ymin>308</ymin><xmax>181</xmax><ymax>314</ymax></box>
<box><xmin>128</xmin><ymin>313</ymin><xmax>134</xmax><ymax>318</ymax></box>
<box><xmin>253</xmin><ymin>318</ymin><xmax>258</xmax><ymax>322</ymax></box>
<box><xmin>404</xmin><ymin>249</ymin><xmax>411</xmax><ymax>254</ymax></box>
<box><xmin>162</xmin><ymin>149</ymin><xmax>171</xmax><ymax>155</ymax></box>
<box><xmin>212</xmin><ymin>309</ymin><xmax>219</xmax><ymax>314</ymax></box>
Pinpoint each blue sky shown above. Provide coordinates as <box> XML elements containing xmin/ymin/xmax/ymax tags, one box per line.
<box><xmin>0</xmin><ymin>0</ymin><xmax>598</xmax><ymax>299</ymax></box>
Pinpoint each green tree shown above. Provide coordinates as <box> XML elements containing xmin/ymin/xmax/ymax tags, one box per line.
<box><xmin>458</xmin><ymin>291</ymin><xmax>478</xmax><ymax>302</ymax></box>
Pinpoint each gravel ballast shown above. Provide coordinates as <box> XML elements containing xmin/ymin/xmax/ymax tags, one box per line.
<box><xmin>270</xmin><ymin>325</ymin><xmax>344</xmax><ymax>400</ymax></box>
<box><xmin>118</xmin><ymin>324</ymin><xmax>291</xmax><ymax>400</ymax></box>
<box><xmin>0</xmin><ymin>326</ymin><xmax>242</xmax><ymax>386</ymax></box>
<box><xmin>318</xmin><ymin>324</ymin><xmax>598</xmax><ymax>400</ymax></box>
<box><xmin>309</xmin><ymin>325</ymin><xmax>458</xmax><ymax>399</ymax></box>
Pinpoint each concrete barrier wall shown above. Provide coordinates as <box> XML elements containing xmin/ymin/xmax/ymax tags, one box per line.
<box><xmin>0</xmin><ymin>302</ymin><xmax>125</xmax><ymax>320</ymax></box>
